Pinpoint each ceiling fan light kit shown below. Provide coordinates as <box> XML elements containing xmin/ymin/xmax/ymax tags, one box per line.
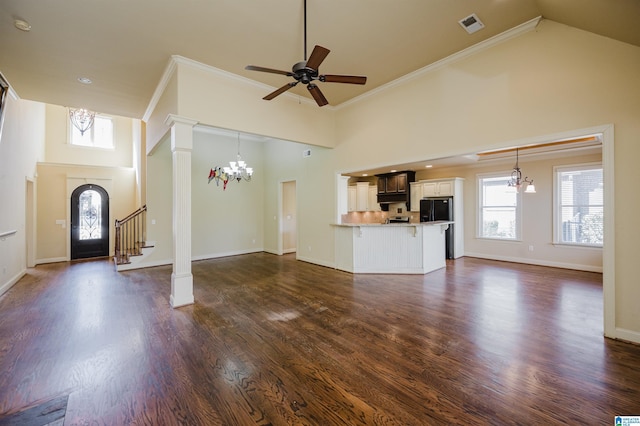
<box><xmin>245</xmin><ymin>0</ymin><xmax>367</xmax><ymax>106</ymax></box>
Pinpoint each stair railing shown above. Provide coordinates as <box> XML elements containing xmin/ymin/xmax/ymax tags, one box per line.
<box><xmin>114</xmin><ymin>205</ymin><xmax>147</xmax><ymax>265</ymax></box>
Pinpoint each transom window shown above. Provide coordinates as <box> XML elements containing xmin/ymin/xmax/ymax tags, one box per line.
<box><xmin>554</xmin><ymin>164</ymin><xmax>603</xmax><ymax>247</ymax></box>
<box><xmin>70</xmin><ymin>115</ymin><xmax>114</xmax><ymax>149</ymax></box>
<box><xmin>477</xmin><ymin>173</ymin><xmax>520</xmax><ymax>240</ymax></box>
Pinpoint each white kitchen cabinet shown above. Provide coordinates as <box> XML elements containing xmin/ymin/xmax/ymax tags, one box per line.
<box><xmin>422</xmin><ymin>180</ymin><xmax>453</xmax><ymax>197</ymax></box>
<box><xmin>368</xmin><ymin>186</ymin><xmax>381</xmax><ymax>211</ymax></box>
<box><xmin>356</xmin><ymin>182</ymin><xmax>370</xmax><ymax>211</ymax></box>
<box><xmin>347</xmin><ymin>186</ymin><xmax>357</xmax><ymax>212</ymax></box>
<box><xmin>348</xmin><ymin>183</ymin><xmax>379</xmax><ymax>212</ymax></box>
<box><xmin>410</xmin><ymin>182</ymin><xmax>422</xmax><ymax>212</ymax></box>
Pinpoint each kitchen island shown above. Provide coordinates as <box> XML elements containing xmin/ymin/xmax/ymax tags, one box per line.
<box><xmin>332</xmin><ymin>221</ymin><xmax>452</xmax><ymax>274</ymax></box>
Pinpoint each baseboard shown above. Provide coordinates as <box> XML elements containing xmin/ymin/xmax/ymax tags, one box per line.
<box><xmin>35</xmin><ymin>257</ymin><xmax>67</xmax><ymax>265</ymax></box>
<box><xmin>117</xmin><ymin>249</ymin><xmax>266</xmax><ymax>271</ymax></box>
<box><xmin>463</xmin><ymin>252</ymin><xmax>602</xmax><ymax>273</ymax></box>
<box><xmin>0</xmin><ymin>269</ymin><xmax>26</xmax><ymax>297</ymax></box>
<box><xmin>116</xmin><ymin>258</ymin><xmax>173</xmax><ymax>271</ymax></box>
<box><xmin>609</xmin><ymin>327</ymin><xmax>640</xmax><ymax>345</ymax></box>
<box><xmin>192</xmin><ymin>248</ymin><xmax>263</xmax><ymax>262</ymax></box>
<box><xmin>295</xmin><ymin>255</ymin><xmax>335</xmax><ymax>269</ymax></box>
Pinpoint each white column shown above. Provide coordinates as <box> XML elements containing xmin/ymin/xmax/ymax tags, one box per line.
<box><xmin>165</xmin><ymin>114</ymin><xmax>198</xmax><ymax>308</ymax></box>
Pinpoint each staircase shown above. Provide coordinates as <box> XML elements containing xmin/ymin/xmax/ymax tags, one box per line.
<box><xmin>114</xmin><ymin>205</ymin><xmax>154</xmax><ymax>270</ymax></box>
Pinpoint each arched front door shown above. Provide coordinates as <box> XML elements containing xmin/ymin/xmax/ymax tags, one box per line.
<box><xmin>71</xmin><ymin>184</ymin><xmax>109</xmax><ymax>260</ymax></box>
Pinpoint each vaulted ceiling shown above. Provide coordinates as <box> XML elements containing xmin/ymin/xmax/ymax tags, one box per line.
<box><xmin>1</xmin><ymin>0</ymin><xmax>639</xmax><ymax>119</ymax></box>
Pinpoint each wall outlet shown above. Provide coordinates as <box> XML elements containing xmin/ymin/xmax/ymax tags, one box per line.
<box><xmin>528</xmin><ymin>245</ymin><xmax>534</xmax><ymax>252</ymax></box>
<box><xmin>308</xmin><ymin>246</ymin><xmax>312</xmax><ymax>252</ymax></box>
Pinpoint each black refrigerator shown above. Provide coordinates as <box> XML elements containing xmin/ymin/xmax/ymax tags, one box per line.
<box><xmin>420</xmin><ymin>197</ymin><xmax>454</xmax><ymax>259</ymax></box>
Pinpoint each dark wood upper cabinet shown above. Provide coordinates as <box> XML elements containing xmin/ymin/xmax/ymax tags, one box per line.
<box><xmin>377</xmin><ymin>177</ymin><xmax>386</xmax><ymax>194</ymax></box>
<box><xmin>375</xmin><ymin>171</ymin><xmax>416</xmax><ymax>210</ymax></box>
<box><xmin>376</xmin><ymin>172</ymin><xmax>413</xmax><ymax>195</ymax></box>
<box><xmin>397</xmin><ymin>174</ymin><xmax>407</xmax><ymax>193</ymax></box>
<box><xmin>386</xmin><ymin>175</ymin><xmax>398</xmax><ymax>193</ymax></box>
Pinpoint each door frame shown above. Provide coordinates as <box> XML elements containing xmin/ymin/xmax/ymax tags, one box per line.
<box><xmin>278</xmin><ymin>179</ymin><xmax>298</xmax><ymax>256</ymax></box>
<box><xmin>70</xmin><ymin>183</ymin><xmax>110</xmax><ymax>260</ymax></box>
<box><xmin>66</xmin><ymin>177</ymin><xmax>113</xmax><ymax>260</ymax></box>
<box><xmin>25</xmin><ymin>177</ymin><xmax>36</xmax><ymax>268</ymax></box>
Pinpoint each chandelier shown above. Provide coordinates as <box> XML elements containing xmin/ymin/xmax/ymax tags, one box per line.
<box><xmin>507</xmin><ymin>148</ymin><xmax>536</xmax><ymax>193</ymax></box>
<box><xmin>223</xmin><ymin>133</ymin><xmax>253</xmax><ymax>182</ymax></box>
<box><xmin>69</xmin><ymin>108</ymin><xmax>95</xmax><ymax>136</ymax></box>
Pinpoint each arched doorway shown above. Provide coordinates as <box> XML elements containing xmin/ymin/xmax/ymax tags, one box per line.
<box><xmin>70</xmin><ymin>184</ymin><xmax>109</xmax><ymax>260</ymax></box>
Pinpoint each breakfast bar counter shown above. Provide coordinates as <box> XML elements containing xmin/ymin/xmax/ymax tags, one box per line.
<box><xmin>332</xmin><ymin>221</ymin><xmax>452</xmax><ymax>274</ymax></box>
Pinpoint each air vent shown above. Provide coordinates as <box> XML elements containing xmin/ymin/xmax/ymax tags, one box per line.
<box><xmin>459</xmin><ymin>13</ymin><xmax>484</xmax><ymax>34</ymax></box>
<box><xmin>302</xmin><ymin>149</ymin><xmax>311</xmax><ymax>158</ymax></box>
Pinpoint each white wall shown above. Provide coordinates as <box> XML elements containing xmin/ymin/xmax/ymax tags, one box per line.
<box><xmin>261</xmin><ymin>138</ymin><xmax>334</xmax><ymax>265</ymax></box>
<box><xmin>191</xmin><ymin>128</ymin><xmax>264</xmax><ymax>259</ymax></box>
<box><xmin>44</xmin><ymin>104</ymin><xmax>133</xmax><ymax>168</ymax></box>
<box><xmin>144</xmin><ymin>135</ymin><xmax>173</xmax><ymax>266</ymax></box>
<box><xmin>0</xmin><ymin>96</ymin><xmax>45</xmax><ymax>296</ymax></box>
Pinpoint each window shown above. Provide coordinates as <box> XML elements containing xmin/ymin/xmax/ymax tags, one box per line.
<box><xmin>554</xmin><ymin>164</ymin><xmax>603</xmax><ymax>247</ymax></box>
<box><xmin>70</xmin><ymin>115</ymin><xmax>114</xmax><ymax>148</ymax></box>
<box><xmin>79</xmin><ymin>189</ymin><xmax>102</xmax><ymax>240</ymax></box>
<box><xmin>478</xmin><ymin>173</ymin><xmax>520</xmax><ymax>240</ymax></box>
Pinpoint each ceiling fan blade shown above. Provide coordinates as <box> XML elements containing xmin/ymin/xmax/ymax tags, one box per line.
<box><xmin>263</xmin><ymin>82</ymin><xmax>298</xmax><ymax>100</ymax></box>
<box><xmin>320</xmin><ymin>75</ymin><xmax>367</xmax><ymax>85</ymax></box>
<box><xmin>307</xmin><ymin>84</ymin><xmax>328</xmax><ymax>107</ymax></box>
<box><xmin>245</xmin><ymin>65</ymin><xmax>294</xmax><ymax>77</ymax></box>
<box><xmin>305</xmin><ymin>45</ymin><xmax>330</xmax><ymax>70</ymax></box>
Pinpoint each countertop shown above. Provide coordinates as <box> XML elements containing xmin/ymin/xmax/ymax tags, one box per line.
<box><xmin>332</xmin><ymin>221</ymin><xmax>453</xmax><ymax>227</ymax></box>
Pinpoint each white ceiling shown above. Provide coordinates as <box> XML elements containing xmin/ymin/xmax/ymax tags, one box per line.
<box><xmin>1</xmin><ymin>0</ymin><xmax>639</xmax><ymax>119</ymax></box>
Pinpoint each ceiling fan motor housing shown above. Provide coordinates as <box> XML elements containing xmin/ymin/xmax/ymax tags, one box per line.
<box><xmin>293</xmin><ymin>61</ymin><xmax>318</xmax><ymax>84</ymax></box>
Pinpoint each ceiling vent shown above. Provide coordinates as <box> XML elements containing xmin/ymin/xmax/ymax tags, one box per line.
<box><xmin>459</xmin><ymin>13</ymin><xmax>484</xmax><ymax>34</ymax></box>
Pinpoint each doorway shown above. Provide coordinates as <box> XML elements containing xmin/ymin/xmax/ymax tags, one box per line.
<box><xmin>70</xmin><ymin>184</ymin><xmax>109</xmax><ymax>260</ymax></box>
<box><xmin>282</xmin><ymin>181</ymin><xmax>297</xmax><ymax>254</ymax></box>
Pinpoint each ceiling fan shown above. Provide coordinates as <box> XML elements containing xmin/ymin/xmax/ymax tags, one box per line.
<box><xmin>244</xmin><ymin>0</ymin><xmax>367</xmax><ymax>107</ymax></box>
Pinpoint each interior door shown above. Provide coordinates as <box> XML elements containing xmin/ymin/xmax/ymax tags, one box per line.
<box><xmin>70</xmin><ymin>184</ymin><xmax>109</xmax><ymax>260</ymax></box>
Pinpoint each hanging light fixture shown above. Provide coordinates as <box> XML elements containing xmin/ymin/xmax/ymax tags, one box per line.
<box><xmin>69</xmin><ymin>108</ymin><xmax>95</xmax><ymax>136</ymax></box>
<box><xmin>223</xmin><ymin>133</ymin><xmax>253</xmax><ymax>182</ymax></box>
<box><xmin>507</xmin><ymin>148</ymin><xmax>536</xmax><ymax>193</ymax></box>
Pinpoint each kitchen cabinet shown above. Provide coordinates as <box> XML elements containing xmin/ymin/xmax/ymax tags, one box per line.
<box><xmin>375</xmin><ymin>171</ymin><xmax>416</xmax><ymax>210</ymax></box>
<box><xmin>356</xmin><ymin>182</ymin><xmax>369</xmax><ymax>211</ymax></box>
<box><xmin>369</xmin><ymin>186</ymin><xmax>381</xmax><ymax>211</ymax></box>
<box><xmin>410</xmin><ymin>182</ymin><xmax>422</xmax><ymax>212</ymax></box>
<box><xmin>348</xmin><ymin>183</ymin><xmax>379</xmax><ymax>212</ymax></box>
<box><xmin>377</xmin><ymin>172</ymin><xmax>411</xmax><ymax>194</ymax></box>
<box><xmin>422</xmin><ymin>180</ymin><xmax>453</xmax><ymax>197</ymax></box>
<box><xmin>347</xmin><ymin>186</ymin><xmax>357</xmax><ymax>212</ymax></box>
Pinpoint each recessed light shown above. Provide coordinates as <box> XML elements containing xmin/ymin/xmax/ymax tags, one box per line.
<box><xmin>362</xmin><ymin>173</ymin><xmax>368</xmax><ymax>177</ymax></box>
<box><xmin>14</xmin><ymin>19</ymin><xmax>31</xmax><ymax>32</ymax></box>
<box><xmin>390</xmin><ymin>169</ymin><xmax>397</xmax><ymax>173</ymax></box>
<box><xmin>425</xmin><ymin>165</ymin><xmax>433</xmax><ymax>168</ymax></box>
<box><xmin>77</xmin><ymin>77</ymin><xmax>92</xmax><ymax>85</ymax></box>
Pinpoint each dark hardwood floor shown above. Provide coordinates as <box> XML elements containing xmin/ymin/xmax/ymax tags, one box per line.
<box><xmin>0</xmin><ymin>254</ymin><xmax>638</xmax><ymax>425</ymax></box>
